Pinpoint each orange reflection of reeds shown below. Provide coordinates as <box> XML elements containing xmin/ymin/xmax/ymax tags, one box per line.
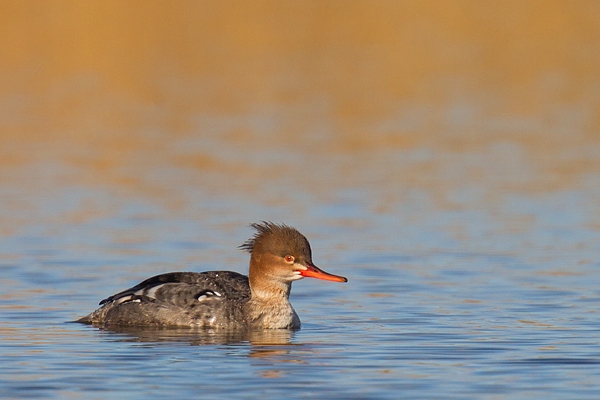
<box><xmin>1</xmin><ymin>1</ymin><xmax>599</xmax><ymax>179</ymax></box>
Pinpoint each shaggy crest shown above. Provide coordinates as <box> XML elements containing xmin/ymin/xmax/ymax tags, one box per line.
<box><xmin>239</xmin><ymin>221</ymin><xmax>312</xmax><ymax>260</ymax></box>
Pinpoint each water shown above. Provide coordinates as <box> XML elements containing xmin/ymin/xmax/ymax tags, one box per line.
<box><xmin>2</xmin><ymin>143</ymin><xmax>600</xmax><ymax>399</ymax></box>
<box><xmin>2</xmin><ymin>2</ymin><xmax>600</xmax><ymax>398</ymax></box>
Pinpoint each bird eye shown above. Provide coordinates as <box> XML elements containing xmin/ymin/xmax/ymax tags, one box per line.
<box><xmin>285</xmin><ymin>255</ymin><xmax>294</xmax><ymax>263</ymax></box>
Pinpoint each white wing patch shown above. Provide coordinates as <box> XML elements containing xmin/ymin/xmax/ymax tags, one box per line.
<box><xmin>112</xmin><ymin>284</ymin><xmax>167</xmax><ymax>304</ymax></box>
<box><xmin>197</xmin><ymin>290</ymin><xmax>222</xmax><ymax>302</ymax></box>
<box><xmin>114</xmin><ymin>296</ymin><xmax>133</xmax><ymax>305</ymax></box>
<box><xmin>142</xmin><ymin>284</ymin><xmax>165</xmax><ymax>300</ymax></box>
<box><xmin>123</xmin><ymin>284</ymin><xmax>167</xmax><ymax>300</ymax></box>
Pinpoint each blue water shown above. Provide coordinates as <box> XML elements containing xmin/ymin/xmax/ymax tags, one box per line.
<box><xmin>1</xmin><ymin>139</ymin><xmax>600</xmax><ymax>399</ymax></box>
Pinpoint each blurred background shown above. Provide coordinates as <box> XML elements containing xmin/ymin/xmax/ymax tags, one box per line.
<box><xmin>2</xmin><ymin>1</ymin><xmax>600</xmax><ymax>398</ymax></box>
<box><xmin>2</xmin><ymin>0</ymin><xmax>600</xmax><ymax>297</ymax></box>
<box><xmin>2</xmin><ymin>0</ymin><xmax>600</xmax><ymax>302</ymax></box>
<box><xmin>3</xmin><ymin>1</ymin><xmax>599</xmax><ymax>216</ymax></box>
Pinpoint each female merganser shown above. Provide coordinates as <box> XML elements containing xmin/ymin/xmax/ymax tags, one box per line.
<box><xmin>78</xmin><ymin>222</ymin><xmax>347</xmax><ymax>329</ymax></box>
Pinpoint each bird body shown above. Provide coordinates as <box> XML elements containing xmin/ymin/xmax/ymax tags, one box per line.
<box><xmin>78</xmin><ymin>222</ymin><xmax>347</xmax><ymax>329</ymax></box>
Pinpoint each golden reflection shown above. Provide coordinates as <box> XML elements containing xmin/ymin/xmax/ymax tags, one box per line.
<box><xmin>517</xmin><ymin>320</ymin><xmax>556</xmax><ymax>328</ymax></box>
<box><xmin>2</xmin><ymin>1</ymin><xmax>599</xmax><ymax>141</ymax></box>
<box><xmin>1</xmin><ymin>1</ymin><xmax>599</xmax><ymax>199</ymax></box>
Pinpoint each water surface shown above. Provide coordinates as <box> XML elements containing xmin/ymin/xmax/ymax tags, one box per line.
<box><xmin>2</xmin><ymin>2</ymin><xmax>600</xmax><ymax>399</ymax></box>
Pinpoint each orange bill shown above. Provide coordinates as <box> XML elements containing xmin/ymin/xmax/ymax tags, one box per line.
<box><xmin>300</xmin><ymin>262</ymin><xmax>347</xmax><ymax>283</ymax></box>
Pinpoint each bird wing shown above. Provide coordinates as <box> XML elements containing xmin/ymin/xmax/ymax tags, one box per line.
<box><xmin>99</xmin><ymin>271</ymin><xmax>250</xmax><ymax>308</ymax></box>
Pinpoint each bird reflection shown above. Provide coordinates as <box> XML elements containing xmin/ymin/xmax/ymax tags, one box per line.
<box><xmin>93</xmin><ymin>325</ymin><xmax>296</xmax><ymax>348</ymax></box>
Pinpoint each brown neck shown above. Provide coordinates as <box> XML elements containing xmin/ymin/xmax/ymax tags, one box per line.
<box><xmin>248</xmin><ymin>254</ymin><xmax>292</xmax><ymax>301</ymax></box>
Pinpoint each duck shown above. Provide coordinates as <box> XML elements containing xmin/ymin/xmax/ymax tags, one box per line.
<box><xmin>78</xmin><ymin>222</ymin><xmax>347</xmax><ymax>329</ymax></box>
